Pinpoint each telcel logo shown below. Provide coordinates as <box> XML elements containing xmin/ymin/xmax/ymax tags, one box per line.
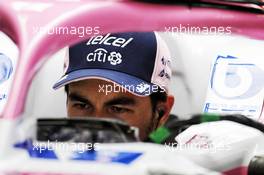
<box><xmin>87</xmin><ymin>48</ymin><xmax>122</xmax><ymax>65</ymax></box>
<box><xmin>86</xmin><ymin>33</ymin><xmax>133</xmax><ymax>48</ymax></box>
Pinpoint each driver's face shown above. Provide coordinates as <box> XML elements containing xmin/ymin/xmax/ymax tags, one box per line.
<box><xmin>67</xmin><ymin>79</ymin><xmax>155</xmax><ymax>140</ymax></box>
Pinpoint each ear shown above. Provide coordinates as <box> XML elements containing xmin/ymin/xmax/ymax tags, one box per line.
<box><xmin>157</xmin><ymin>95</ymin><xmax>175</xmax><ymax>127</ymax></box>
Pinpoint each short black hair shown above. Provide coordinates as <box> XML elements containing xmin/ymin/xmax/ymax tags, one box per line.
<box><xmin>64</xmin><ymin>85</ymin><xmax>167</xmax><ymax>112</ymax></box>
<box><xmin>149</xmin><ymin>89</ymin><xmax>167</xmax><ymax>112</ymax></box>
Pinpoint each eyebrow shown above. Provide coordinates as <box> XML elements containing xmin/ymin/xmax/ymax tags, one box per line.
<box><xmin>68</xmin><ymin>93</ymin><xmax>93</xmax><ymax>106</ymax></box>
<box><xmin>104</xmin><ymin>97</ymin><xmax>136</xmax><ymax>107</ymax></box>
<box><xmin>68</xmin><ymin>92</ymin><xmax>136</xmax><ymax>107</ymax></box>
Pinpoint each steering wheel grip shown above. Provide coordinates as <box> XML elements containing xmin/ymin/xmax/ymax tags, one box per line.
<box><xmin>248</xmin><ymin>155</ymin><xmax>264</xmax><ymax>175</ymax></box>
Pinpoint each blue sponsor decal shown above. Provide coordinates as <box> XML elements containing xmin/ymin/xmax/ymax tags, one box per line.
<box><xmin>210</xmin><ymin>55</ymin><xmax>264</xmax><ymax>99</ymax></box>
<box><xmin>14</xmin><ymin>139</ymin><xmax>57</xmax><ymax>159</ymax></box>
<box><xmin>0</xmin><ymin>53</ymin><xmax>13</xmax><ymax>84</ymax></box>
<box><xmin>14</xmin><ymin>139</ymin><xmax>142</xmax><ymax>164</ymax></box>
<box><xmin>72</xmin><ymin>150</ymin><xmax>142</xmax><ymax>164</ymax></box>
<box><xmin>0</xmin><ymin>94</ymin><xmax>6</xmax><ymax>101</ymax></box>
<box><xmin>204</xmin><ymin>103</ymin><xmax>210</xmax><ymax>112</ymax></box>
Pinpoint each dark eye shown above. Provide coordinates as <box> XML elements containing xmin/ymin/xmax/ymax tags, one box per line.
<box><xmin>109</xmin><ymin>106</ymin><xmax>130</xmax><ymax>114</ymax></box>
<box><xmin>73</xmin><ymin>102</ymin><xmax>91</xmax><ymax>110</ymax></box>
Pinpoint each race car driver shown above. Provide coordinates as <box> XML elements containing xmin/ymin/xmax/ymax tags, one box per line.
<box><xmin>53</xmin><ymin>32</ymin><xmax>174</xmax><ymax>141</ymax></box>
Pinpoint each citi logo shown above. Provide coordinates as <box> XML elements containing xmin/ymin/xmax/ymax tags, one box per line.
<box><xmin>86</xmin><ymin>33</ymin><xmax>133</xmax><ymax>47</ymax></box>
<box><xmin>87</xmin><ymin>48</ymin><xmax>122</xmax><ymax>65</ymax></box>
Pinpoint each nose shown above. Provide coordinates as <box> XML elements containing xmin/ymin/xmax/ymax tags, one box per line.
<box><xmin>92</xmin><ymin>109</ymin><xmax>112</xmax><ymax>119</ymax></box>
